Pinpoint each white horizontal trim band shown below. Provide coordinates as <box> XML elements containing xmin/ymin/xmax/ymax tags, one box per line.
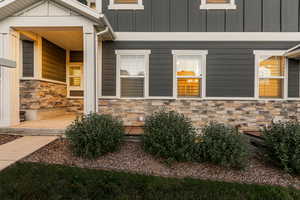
<box><xmin>115</xmin><ymin>32</ymin><xmax>300</xmax><ymax>41</ymax></box>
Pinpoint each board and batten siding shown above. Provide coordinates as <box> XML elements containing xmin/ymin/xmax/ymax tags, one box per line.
<box><xmin>42</xmin><ymin>38</ymin><xmax>66</xmax><ymax>82</ymax></box>
<box><xmin>102</xmin><ymin>0</ymin><xmax>300</xmax><ymax>32</ymax></box>
<box><xmin>102</xmin><ymin>41</ymin><xmax>300</xmax><ymax>98</ymax></box>
<box><xmin>22</xmin><ymin>40</ymin><xmax>34</xmax><ymax>77</ymax></box>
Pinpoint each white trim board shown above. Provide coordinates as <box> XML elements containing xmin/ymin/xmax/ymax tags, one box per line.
<box><xmin>115</xmin><ymin>32</ymin><xmax>300</xmax><ymax>41</ymax></box>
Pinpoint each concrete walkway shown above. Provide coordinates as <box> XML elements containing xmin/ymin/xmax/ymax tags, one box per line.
<box><xmin>0</xmin><ymin>136</ymin><xmax>58</xmax><ymax>171</ymax></box>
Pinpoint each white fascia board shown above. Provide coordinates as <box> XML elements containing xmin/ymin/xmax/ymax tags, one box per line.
<box><xmin>115</xmin><ymin>32</ymin><xmax>300</xmax><ymax>41</ymax></box>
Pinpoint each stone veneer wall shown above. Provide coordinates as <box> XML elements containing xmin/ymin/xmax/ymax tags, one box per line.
<box><xmin>67</xmin><ymin>98</ymin><xmax>84</xmax><ymax>114</ymax></box>
<box><xmin>20</xmin><ymin>80</ymin><xmax>84</xmax><ymax>114</ymax></box>
<box><xmin>20</xmin><ymin>80</ymin><xmax>69</xmax><ymax>110</ymax></box>
<box><xmin>98</xmin><ymin>99</ymin><xmax>300</xmax><ymax>131</ymax></box>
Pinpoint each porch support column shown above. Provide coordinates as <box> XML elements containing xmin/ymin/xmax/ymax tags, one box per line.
<box><xmin>83</xmin><ymin>26</ymin><xmax>97</xmax><ymax>114</ymax></box>
<box><xmin>0</xmin><ymin>29</ymin><xmax>20</xmax><ymax>127</ymax></box>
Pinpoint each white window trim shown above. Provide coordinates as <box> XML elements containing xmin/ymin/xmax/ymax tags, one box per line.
<box><xmin>200</xmin><ymin>0</ymin><xmax>236</xmax><ymax>10</ymax></box>
<box><xmin>172</xmin><ymin>50</ymin><xmax>208</xmax><ymax>99</ymax></box>
<box><xmin>115</xmin><ymin>50</ymin><xmax>151</xmax><ymax>99</ymax></box>
<box><xmin>254</xmin><ymin>50</ymin><xmax>288</xmax><ymax>100</ymax></box>
<box><xmin>108</xmin><ymin>0</ymin><xmax>144</xmax><ymax>10</ymax></box>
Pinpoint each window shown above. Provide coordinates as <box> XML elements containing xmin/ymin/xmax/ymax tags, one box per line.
<box><xmin>108</xmin><ymin>0</ymin><xmax>144</xmax><ymax>10</ymax></box>
<box><xmin>200</xmin><ymin>0</ymin><xmax>236</xmax><ymax>9</ymax></box>
<box><xmin>172</xmin><ymin>50</ymin><xmax>207</xmax><ymax>98</ymax></box>
<box><xmin>255</xmin><ymin>51</ymin><xmax>287</xmax><ymax>99</ymax></box>
<box><xmin>116</xmin><ymin>50</ymin><xmax>150</xmax><ymax>98</ymax></box>
<box><xmin>67</xmin><ymin>64</ymin><xmax>83</xmax><ymax>95</ymax></box>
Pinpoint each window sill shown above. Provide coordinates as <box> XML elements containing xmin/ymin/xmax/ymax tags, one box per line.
<box><xmin>108</xmin><ymin>4</ymin><xmax>144</xmax><ymax>10</ymax></box>
<box><xmin>200</xmin><ymin>4</ymin><xmax>237</xmax><ymax>10</ymax></box>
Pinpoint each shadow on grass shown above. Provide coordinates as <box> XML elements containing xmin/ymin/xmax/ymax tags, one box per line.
<box><xmin>0</xmin><ymin>162</ymin><xmax>299</xmax><ymax>200</ymax></box>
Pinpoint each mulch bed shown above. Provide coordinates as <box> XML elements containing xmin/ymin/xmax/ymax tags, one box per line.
<box><xmin>22</xmin><ymin>138</ymin><xmax>300</xmax><ymax>190</ymax></box>
<box><xmin>0</xmin><ymin>134</ymin><xmax>22</xmax><ymax>145</ymax></box>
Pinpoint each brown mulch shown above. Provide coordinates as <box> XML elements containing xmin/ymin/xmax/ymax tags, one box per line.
<box><xmin>0</xmin><ymin>134</ymin><xmax>22</xmax><ymax>145</ymax></box>
<box><xmin>22</xmin><ymin>138</ymin><xmax>300</xmax><ymax>189</ymax></box>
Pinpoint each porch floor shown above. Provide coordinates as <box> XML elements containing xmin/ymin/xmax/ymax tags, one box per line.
<box><xmin>12</xmin><ymin>115</ymin><xmax>76</xmax><ymax>130</ymax></box>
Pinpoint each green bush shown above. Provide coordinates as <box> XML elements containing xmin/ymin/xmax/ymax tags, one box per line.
<box><xmin>194</xmin><ymin>123</ymin><xmax>249</xmax><ymax>169</ymax></box>
<box><xmin>66</xmin><ymin>113</ymin><xmax>124</xmax><ymax>159</ymax></box>
<box><xmin>142</xmin><ymin>110</ymin><xmax>197</xmax><ymax>162</ymax></box>
<box><xmin>263</xmin><ymin>121</ymin><xmax>300</xmax><ymax>174</ymax></box>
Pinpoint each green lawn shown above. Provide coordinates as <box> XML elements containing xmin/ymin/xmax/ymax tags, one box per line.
<box><xmin>0</xmin><ymin>162</ymin><xmax>299</xmax><ymax>200</ymax></box>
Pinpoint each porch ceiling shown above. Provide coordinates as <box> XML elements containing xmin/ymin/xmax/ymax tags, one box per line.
<box><xmin>20</xmin><ymin>27</ymin><xmax>84</xmax><ymax>50</ymax></box>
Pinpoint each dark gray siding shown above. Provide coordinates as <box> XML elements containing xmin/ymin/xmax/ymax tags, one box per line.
<box><xmin>103</xmin><ymin>0</ymin><xmax>300</xmax><ymax>32</ymax></box>
<box><xmin>288</xmin><ymin>59</ymin><xmax>300</xmax><ymax>98</ymax></box>
<box><xmin>22</xmin><ymin>40</ymin><xmax>34</xmax><ymax>77</ymax></box>
<box><xmin>102</xmin><ymin>41</ymin><xmax>299</xmax><ymax>97</ymax></box>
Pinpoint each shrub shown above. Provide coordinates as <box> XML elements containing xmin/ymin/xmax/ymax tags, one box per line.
<box><xmin>142</xmin><ymin>110</ymin><xmax>197</xmax><ymax>162</ymax></box>
<box><xmin>263</xmin><ymin>121</ymin><xmax>300</xmax><ymax>174</ymax></box>
<box><xmin>66</xmin><ymin>113</ymin><xmax>124</xmax><ymax>159</ymax></box>
<box><xmin>194</xmin><ymin>123</ymin><xmax>249</xmax><ymax>169</ymax></box>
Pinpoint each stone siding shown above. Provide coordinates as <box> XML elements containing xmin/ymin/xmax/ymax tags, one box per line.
<box><xmin>98</xmin><ymin>99</ymin><xmax>300</xmax><ymax>131</ymax></box>
<box><xmin>67</xmin><ymin>98</ymin><xmax>84</xmax><ymax>114</ymax></box>
<box><xmin>20</xmin><ymin>80</ymin><xmax>84</xmax><ymax>114</ymax></box>
<box><xmin>20</xmin><ymin>80</ymin><xmax>69</xmax><ymax>110</ymax></box>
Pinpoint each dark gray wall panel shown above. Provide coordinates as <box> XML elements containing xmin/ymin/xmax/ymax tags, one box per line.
<box><xmin>207</xmin><ymin>10</ymin><xmax>225</xmax><ymax>32</ymax></box>
<box><xmin>152</xmin><ymin>0</ymin><xmax>170</xmax><ymax>32</ymax></box>
<box><xmin>102</xmin><ymin>0</ymin><xmax>300</xmax><ymax>33</ymax></box>
<box><xmin>22</xmin><ymin>40</ymin><xmax>34</xmax><ymax>77</ymax></box>
<box><xmin>102</xmin><ymin>42</ymin><xmax>117</xmax><ymax>96</ymax></box>
<box><xmin>135</xmin><ymin>0</ymin><xmax>152</xmax><ymax>32</ymax></box>
<box><xmin>117</xmin><ymin>11</ymin><xmax>134</xmax><ymax>32</ymax></box>
<box><xmin>282</xmin><ymin>0</ymin><xmax>299</xmax><ymax>32</ymax></box>
<box><xmin>226</xmin><ymin>0</ymin><xmax>244</xmax><ymax>32</ymax></box>
<box><xmin>170</xmin><ymin>0</ymin><xmax>188</xmax><ymax>32</ymax></box>
<box><xmin>102</xmin><ymin>41</ymin><xmax>299</xmax><ymax>98</ymax></box>
<box><xmin>244</xmin><ymin>0</ymin><xmax>262</xmax><ymax>32</ymax></box>
<box><xmin>288</xmin><ymin>59</ymin><xmax>300</xmax><ymax>98</ymax></box>
<box><xmin>263</xmin><ymin>0</ymin><xmax>281</xmax><ymax>32</ymax></box>
<box><xmin>188</xmin><ymin>0</ymin><xmax>206</xmax><ymax>32</ymax></box>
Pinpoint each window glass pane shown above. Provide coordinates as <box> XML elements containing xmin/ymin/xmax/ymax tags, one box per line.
<box><xmin>115</xmin><ymin>0</ymin><xmax>138</xmax><ymax>4</ymax></box>
<box><xmin>176</xmin><ymin>55</ymin><xmax>202</xmax><ymax>77</ymax></box>
<box><xmin>207</xmin><ymin>0</ymin><xmax>230</xmax><ymax>3</ymax></box>
<box><xmin>120</xmin><ymin>55</ymin><xmax>145</xmax><ymax>76</ymax></box>
<box><xmin>259</xmin><ymin>56</ymin><xmax>285</xmax><ymax>77</ymax></box>
<box><xmin>178</xmin><ymin>78</ymin><xmax>201</xmax><ymax>97</ymax></box>
<box><xmin>259</xmin><ymin>79</ymin><xmax>283</xmax><ymax>98</ymax></box>
<box><xmin>69</xmin><ymin>66</ymin><xmax>81</xmax><ymax>76</ymax></box>
<box><xmin>121</xmin><ymin>78</ymin><xmax>144</xmax><ymax>97</ymax></box>
<box><xmin>70</xmin><ymin>77</ymin><xmax>81</xmax><ymax>87</ymax></box>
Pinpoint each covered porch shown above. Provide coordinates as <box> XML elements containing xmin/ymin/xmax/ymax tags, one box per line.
<box><xmin>0</xmin><ymin>0</ymin><xmax>114</xmax><ymax>130</ymax></box>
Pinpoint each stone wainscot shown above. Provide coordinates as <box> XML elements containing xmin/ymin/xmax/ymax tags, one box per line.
<box><xmin>98</xmin><ymin>99</ymin><xmax>300</xmax><ymax>131</ymax></box>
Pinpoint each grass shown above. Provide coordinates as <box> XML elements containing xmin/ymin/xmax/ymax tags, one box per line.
<box><xmin>0</xmin><ymin>162</ymin><xmax>299</xmax><ymax>200</ymax></box>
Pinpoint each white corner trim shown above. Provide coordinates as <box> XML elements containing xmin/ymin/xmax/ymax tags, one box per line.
<box><xmin>108</xmin><ymin>0</ymin><xmax>144</xmax><ymax>10</ymax></box>
<box><xmin>200</xmin><ymin>0</ymin><xmax>236</xmax><ymax>10</ymax></box>
<box><xmin>114</xmin><ymin>32</ymin><xmax>300</xmax><ymax>42</ymax></box>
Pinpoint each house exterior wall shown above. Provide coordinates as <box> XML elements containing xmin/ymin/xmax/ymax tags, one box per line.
<box><xmin>102</xmin><ymin>0</ymin><xmax>300</xmax><ymax>32</ymax></box>
<box><xmin>102</xmin><ymin>41</ymin><xmax>300</xmax><ymax>98</ymax></box>
<box><xmin>20</xmin><ymin>80</ymin><xmax>69</xmax><ymax>110</ymax></box>
<box><xmin>98</xmin><ymin>99</ymin><xmax>300</xmax><ymax>131</ymax></box>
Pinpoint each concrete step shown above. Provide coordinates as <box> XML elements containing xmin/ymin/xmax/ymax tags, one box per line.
<box><xmin>0</xmin><ymin>127</ymin><xmax>64</xmax><ymax>136</ymax></box>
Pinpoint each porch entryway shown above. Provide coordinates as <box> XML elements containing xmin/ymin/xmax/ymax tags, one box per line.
<box><xmin>0</xmin><ymin>0</ymin><xmax>113</xmax><ymax>128</ymax></box>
